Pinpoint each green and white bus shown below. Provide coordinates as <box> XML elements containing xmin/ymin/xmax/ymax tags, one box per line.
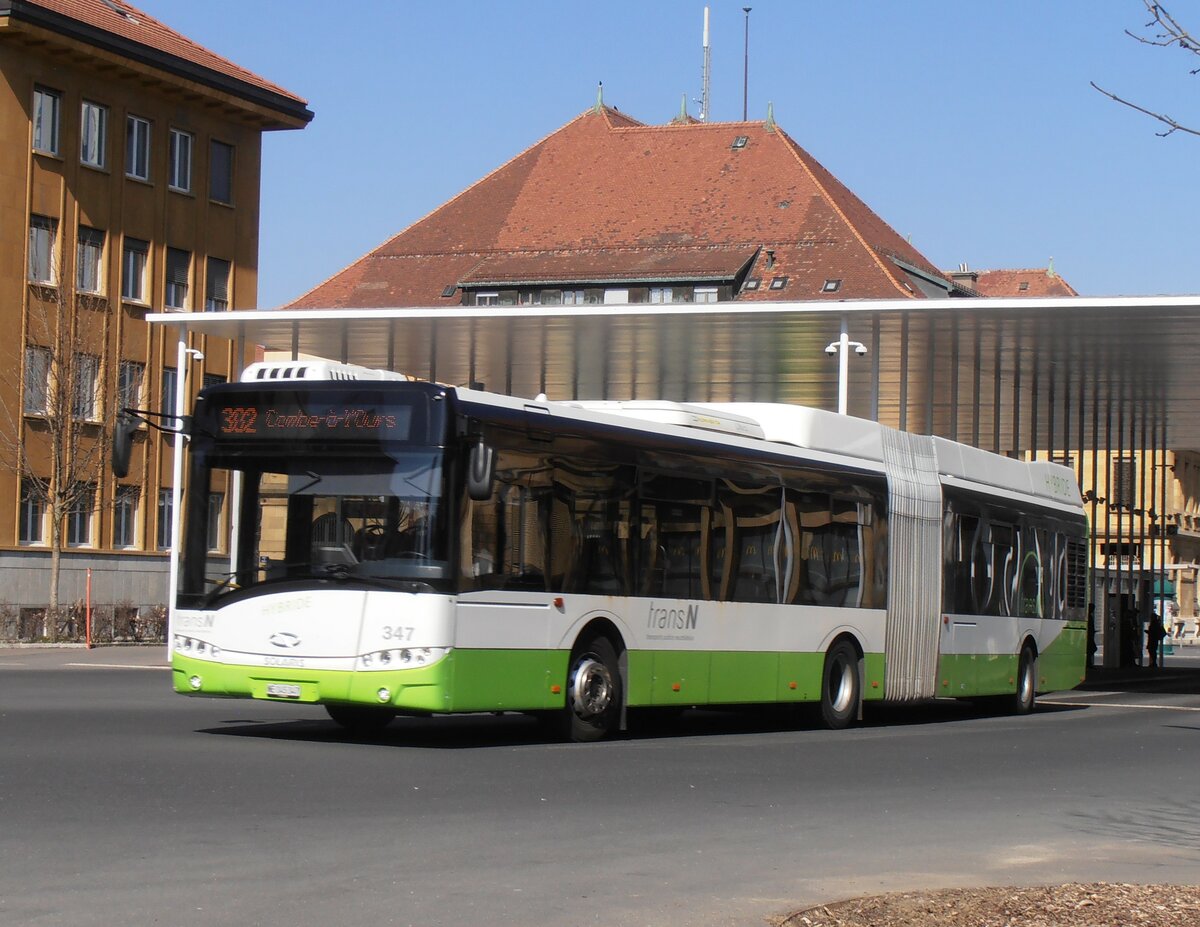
<box><xmin>131</xmin><ymin>360</ymin><xmax>1088</xmax><ymax>740</ymax></box>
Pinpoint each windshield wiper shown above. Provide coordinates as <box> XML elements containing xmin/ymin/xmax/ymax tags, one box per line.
<box><xmin>201</xmin><ymin>570</ymin><xmax>241</xmax><ymax>607</ymax></box>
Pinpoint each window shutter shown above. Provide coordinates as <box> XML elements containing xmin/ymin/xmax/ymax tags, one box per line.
<box><xmin>167</xmin><ymin>248</ymin><xmax>190</xmax><ymax>285</ymax></box>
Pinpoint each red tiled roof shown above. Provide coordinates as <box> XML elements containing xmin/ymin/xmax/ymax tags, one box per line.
<box><xmin>951</xmin><ymin>268</ymin><xmax>1079</xmax><ymax>298</ymax></box>
<box><xmin>8</xmin><ymin>0</ymin><xmax>310</xmax><ymax>119</ymax></box>
<box><xmin>289</xmin><ymin>106</ymin><xmax>950</xmax><ymax>309</ymax></box>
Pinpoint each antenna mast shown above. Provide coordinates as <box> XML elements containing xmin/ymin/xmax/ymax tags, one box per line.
<box><xmin>701</xmin><ymin>6</ymin><xmax>711</xmax><ymax>122</ymax></box>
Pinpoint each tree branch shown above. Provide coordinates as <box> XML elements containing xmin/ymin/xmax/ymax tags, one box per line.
<box><xmin>1125</xmin><ymin>0</ymin><xmax>1199</xmax><ymax>61</ymax></box>
<box><xmin>1090</xmin><ymin>80</ymin><xmax>1200</xmax><ymax>137</ymax></box>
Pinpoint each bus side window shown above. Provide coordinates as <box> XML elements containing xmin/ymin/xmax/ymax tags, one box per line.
<box><xmin>720</xmin><ymin>481</ymin><xmax>782</xmax><ymax>605</ymax></box>
<box><xmin>460</xmin><ymin>448</ymin><xmax>552</xmax><ymax>592</ymax></box>
<box><xmin>657</xmin><ymin>503</ymin><xmax>705</xmax><ymax>599</ymax></box>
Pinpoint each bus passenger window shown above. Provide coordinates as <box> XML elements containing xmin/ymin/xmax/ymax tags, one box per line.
<box><xmin>717</xmin><ymin>481</ymin><xmax>783</xmax><ymax>604</ymax></box>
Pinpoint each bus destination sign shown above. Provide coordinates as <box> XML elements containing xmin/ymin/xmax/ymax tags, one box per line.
<box><xmin>215</xmin><ymin>403</ymin><xmax>413</xmax><ymax>440</ymax></box>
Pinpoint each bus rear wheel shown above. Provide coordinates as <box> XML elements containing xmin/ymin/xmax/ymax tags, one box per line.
<box><xmin>1013</xmin><ymin>645</ymin><xmax>1037</xmax><ymax>715</ymax></box>
<box><xmin>820</xmin><ymin>640</ymin><xmax>861</xmax><ymax>730</ymax></box>
<box><xmin>563</xmin><ymin>636</ymin><xmax>622</xmax><ymax>743</ymax></box>
<box><xmin>325</xmin><ymin>704</ymin><xmax>396</xmax><ymax>737</ymax></box>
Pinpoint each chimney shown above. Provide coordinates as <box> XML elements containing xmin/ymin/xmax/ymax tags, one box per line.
<box><xmin>949</xmin><ymin>261</ymin><xmax>978</xmax><ymax>288</ymax></box>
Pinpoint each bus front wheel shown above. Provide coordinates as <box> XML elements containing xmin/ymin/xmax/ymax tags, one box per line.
<box><xmin>563</xmin><ymin>637</ymin><xmax>622</xmax><ymax>743</ymax></box>
<box><xmin>820</xmin><ymin>640</ymin><xmax>861</xmax><ymax>730</ymax></box>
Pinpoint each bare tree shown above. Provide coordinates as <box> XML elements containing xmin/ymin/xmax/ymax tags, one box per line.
<box><xmin>1092</xmin><ymin>1</ymin><xmax>1200</xmax><ymax>137</ymax></box>
<box><xmin>0</xmin><ymin>246</ymin><xmax>114</xmax><ymax>641</ymax></box>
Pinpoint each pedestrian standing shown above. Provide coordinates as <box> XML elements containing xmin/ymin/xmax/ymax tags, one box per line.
<box><xmin>1146</xmin><ymin>612</ymin><xmax>1167</xmax><ymax>669</ymax></box>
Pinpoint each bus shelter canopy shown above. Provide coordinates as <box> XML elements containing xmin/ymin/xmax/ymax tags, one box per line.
<box><xmin>151</xmin><ymin>294</ymin><xmax>1200</xmax><ymax>454</ymax></box>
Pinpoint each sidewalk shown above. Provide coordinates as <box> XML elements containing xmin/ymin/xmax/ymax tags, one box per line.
<box><xmin>1079</xmin><ymin>657</ymin><xmax>1200</xmax><ymax>695</ymax></box>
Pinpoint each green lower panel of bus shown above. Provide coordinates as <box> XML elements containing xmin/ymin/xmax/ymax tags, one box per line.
<box><xmin>174</xmin><ymin>636</ymin><xmax>1079</xmax><ymax>715</ymax></box>
<box><xmin>1037</xmin><ymin>624</ymin><xmax>1088</xmax><ymax>692</ymax></box>
<box><xmin>173</xmin><ymin>649</ymin><xmax>888</xmax><ymax>713</ymax></box>
<box><xmin>172</xmin><ymin>653</ymin><xmax>455</xmax><ymax>712</ymax></box>
<box><xmin>625</xmin><ymin>650</ymin><xmax>887</xmax><ymax>706</ymax></box>
<box><xmin>935</xmin><ymin>626</ymin><xmax>1086</xmax><ymax>698</ymax></box>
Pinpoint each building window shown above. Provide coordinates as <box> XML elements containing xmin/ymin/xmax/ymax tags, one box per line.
<box><xmin>23</xmin><ymin>347</ymin><xmax>51</xmax><ymax>415</ymax></box>
<box><xmin>822</xmin><ymin>279</ymin><xmax>843</xmax><ymax>293</ymax></box>
<box><xmin>743</xmin><ymin>278</ymin><xmax>761</xmax><ymax>291</ymax></box>
<box><xmin>19</xmin><ymin>479</ymin><xmax>46</xmax><ymax>545</ymax></box>
<box><xmin>80</xmin><ymin>101</ymin><xmax>107</xmax><ymax>168</ymax></box>
<box><xmin>1112</xmin><ymin>457</ymin><xmax>1137</xmax><ymax>508</ymax></box>
<box><xmin>603</xmin><ymin>288</ymin><xmax>629</xmax><ymax>304</ymax></box>
<box><xmin>73</xmin><ymin>353</ymin><xmax>100</xmax><ymax>421</ymax></box>
<box><xmin>205</xmin><ymin>257</ymin><xmax>230</xmax><ymax>311</ymax></box>
<box><xmin>76</xmin><ymin>227</ymin><xmax>105</xmax><ymax>294</ymax></box>
<box><xmin>769</xmin><ymin>276</ymin><xmax>788</xmax><ymax>290</ymax></box>
<box><xmin>475</xmin><ymin>292</ymin><xmax>499</xmax><ymax>307</ymax></box>
<box><xmin>169</xmin><ymin>128</ymin><xmax>193</xmax><ymax>192</ymax></box>
<box><xmin>165</xmin><ymin>248</ymin><xmax>191</xmax><ymax>310</ymax></box>
<box><xmin>67</xmin><ymin>484</ymin><xmax>96</xmax><ymax>547</ymax></box>
<box><xmin>118</xmin><ymin>360</ymin><xmax>145</xmax><ymax>411</ymax></box>
<box><xmin>28</xmin><ymin>215</ymin><xmax>57</xmax><ymax>284</ymax></box>
<box><xmin>561</xmin><ymin>290</ymin><xmax>585</xmax><ymax>306</ymax></box>
<box><xmin>695</xmin><ymin>286</ymin><xmax>719</xmax><ymax>303</ymax></box>
<box><xmin>207</xmin><ymin>492</ymin><xmax>224</xmax><ymax>552</ymax></box>
<box><xmin>126</xmin><ymin>115</ymin><xmax>152</xmax><ymax>180</ymax></box>
<box><xmin>33</xmin><ymin>87</ymin><xmax>61</xmax><ymax>155</ymax></box>
<box><xmin>161</xmin><ymin>367</ymin><xmax>178</xmax><ymax>425</ymax></box>
<box><xmin>113</xmin><ymin>486</ymin><xmax>140</xmax><ymax>549</ymax></box>
<box><xmin>121</xmin><ymin>237</ymin><xmax>148</xmax><ymax>302</ymax></box>
<box><xmin>157</xmin><ymin>489</ymin><xmax>174</xmax><ymax>550</ymax></box>
<box><xmin>210</xmin><ymin>140</ymin><xmax>234</xmax><ymax>204</ymax></box>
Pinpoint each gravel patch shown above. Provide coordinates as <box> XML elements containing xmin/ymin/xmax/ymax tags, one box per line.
<box><xmin>771</xmin><ymin>883</ymin><xmax>1200</xmax><ymax>927</ymax></box>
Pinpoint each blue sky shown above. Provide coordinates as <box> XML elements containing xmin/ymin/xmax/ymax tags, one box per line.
<box><xmin>136</xmin><ymin>0</ymin><xmax>1199</xmax><ymax>307</ymax></box>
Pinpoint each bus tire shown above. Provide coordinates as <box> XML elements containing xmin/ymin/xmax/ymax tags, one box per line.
<box><xmin>820</xmin><ymin>640</ymin><xmax>861</xmax><ymax>730</ymax></box>
<box><xmin>325</xmin><ymin>704</ymin><xmax>396</xmax><ymax>737</ymax></box>
<box><xmin>1013</xmin><ymin>645</ymin><xmax>1037</xmax><ymax>715</ymax></box>
<box><xmin>563</xmin><ymin>636</ymin><xmax>623</xmax><ymax>743</ymax></box>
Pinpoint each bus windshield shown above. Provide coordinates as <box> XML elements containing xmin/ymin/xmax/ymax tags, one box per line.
<box><xmin>178</xmin><ymin>449</ymin><xmax>450</xmax><ymax>608</ymax></box>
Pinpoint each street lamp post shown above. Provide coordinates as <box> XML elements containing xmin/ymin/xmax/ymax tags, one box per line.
<box><xmin>825</xmin><ymin>317</ymin><xmax>867</xmax><ymax>415</ymax></box>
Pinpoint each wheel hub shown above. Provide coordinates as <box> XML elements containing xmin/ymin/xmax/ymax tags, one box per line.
<box><xmin>570</xmin><ymin>656</ymin><xmax>614</xmax><ymax>719</ymax></box>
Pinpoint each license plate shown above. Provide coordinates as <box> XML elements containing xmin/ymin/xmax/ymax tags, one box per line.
<box><xmin>266</xmin><ymin>683</ymin><xmax>302</xmax><ymax>699</ymax></box>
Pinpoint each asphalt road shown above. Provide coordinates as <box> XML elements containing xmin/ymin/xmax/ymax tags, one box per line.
<box><xmin>2</xmin><ymin>647</ymin><xmax>1198</xmax><ymax>927</ymax></box>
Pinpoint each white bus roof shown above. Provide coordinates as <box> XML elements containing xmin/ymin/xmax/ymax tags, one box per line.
<box><xmin>454</xmin><ymin>390</ymin><xmax>1083</xmax><ymax>512</ymax></box>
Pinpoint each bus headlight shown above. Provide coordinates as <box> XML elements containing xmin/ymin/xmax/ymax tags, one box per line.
<box><xmin>377</xmin><ymin>688</ymin><xmax>391</xmax><ymax>703</ymax></box>
<box><xmin>189</xmin><ymin>675</ymin><xmax>203</xmax><ymax>690</ymax></box>
<box><xmin>358</xmin><ymin>647</ymin><xmax>447</xmax><ymax>670</ymax></box>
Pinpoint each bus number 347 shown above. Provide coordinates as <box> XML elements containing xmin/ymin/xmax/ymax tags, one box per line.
<box><xmin>381</xmin><ymin>626</ymin><xmax>415</xmax><ymax>642</ymax></box>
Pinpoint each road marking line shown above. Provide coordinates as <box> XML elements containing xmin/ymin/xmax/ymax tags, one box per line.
<box><xmin>64</xmin><ymin>662</ymin><xmax>169</xmax><ymax>670</ymax></box>
<box><xmin>1041</xmin><ymin>699</ymin><xmax>1200</xmax><ymax>712</ymax></box>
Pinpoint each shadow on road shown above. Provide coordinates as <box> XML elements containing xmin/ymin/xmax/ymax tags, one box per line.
<box><xmin>194</xmin><ymin>695</ymin><xmax>1088</xmax><ymax>750</ymax></box>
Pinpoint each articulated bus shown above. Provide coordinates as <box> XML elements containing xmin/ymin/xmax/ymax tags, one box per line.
<box><xmin>121</xmin><ymin>360</ymin><xmax>1089</xmax><ymax>741</ymax></box>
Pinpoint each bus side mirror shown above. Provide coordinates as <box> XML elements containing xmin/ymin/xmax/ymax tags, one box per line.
<box><xmin>466</xmin><ymin>439</ymin><xmax>495</xmax><ymax>501</ymax></box>
<box><xmin>112</xmin><ymin>411</ymin><xmax>139</xmax><ymax>478</ymax></box>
